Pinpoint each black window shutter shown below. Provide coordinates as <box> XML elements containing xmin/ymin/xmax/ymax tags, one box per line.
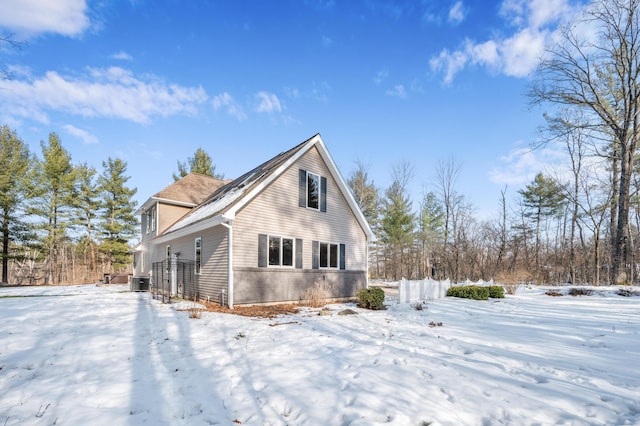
<box><xmin>312</xmin><ymin>240</ymin><xmax>319</xmax><ymax>269</ymax></box>
<box><xmin>320</xmin><ymin>176</ymin><xmax>327</xmax><ymax>212</ymax></box>
<box><xmin>295</xmin><ymin>238</ymin><xmax>303</xmax><ymax>269</ymax></box>
<box><xmin>339</xmin><ymin>243</ymin><xmax>346</xmax><ymax>270</ymax></box>
<box><xmin>299</xmin><ymin>169</ymin><xmax>307</xmax><ymax>207</ymax></box>
<box><xmin>258</xmin><ymin>234</ymin><xmax>268</xmax><ymax>267</ymax></box>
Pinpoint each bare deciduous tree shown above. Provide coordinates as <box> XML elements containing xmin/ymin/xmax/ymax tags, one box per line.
<box><xmin>530</xmin><ymin>0</ymin><xmax>640</xmax><ymax>283</ymax></box>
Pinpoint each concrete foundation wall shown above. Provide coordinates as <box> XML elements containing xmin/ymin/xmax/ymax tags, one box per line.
<box><xmin>233</xmin><ymin>268</ymin><xmax>366</xmax><ymax>304</ymax></box>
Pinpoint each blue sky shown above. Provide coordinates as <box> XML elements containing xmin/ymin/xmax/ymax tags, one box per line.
<box><xmin>0</xmin><ymin>0</ymin><xmax>585</xmax><ymax>219</ymax></box>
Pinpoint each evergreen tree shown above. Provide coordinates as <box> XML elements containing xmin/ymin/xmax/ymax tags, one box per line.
<box><xmin>381</xmin><ymin>162</ymin><xmax>415</xmax><ymax>280</ymax></box>
<box><xmin>98</xmin><ymin>157</ymin><xmax>138</xmax><ymax>271</ymax></box>
<box><xmin>29</xmin><ymin>133</ymin><xmax>76</xmax><ymax>284</ymax></box>
<box><xmin>72</xmin><ymin>163</ymin><xmax>100</xmax><ymax>276</ymax></box>
<box><xmin>417</xmin><ymin>191</ymin><xmax>444</xmax><ymax>278</ymax></box>
<box><xmin>173</xmin><ymin>147</ymin><xmax>223</xmax><ymax>181</ymax></box>
<box><xmin>347</xmin><ymin>160</ymin><xmax>379</xmax><ymax>230</ymax></box>
<box><xmin>518</xmin><ymin>173</ymin><xmax>565</xmax><ymax>272</ymax></box>
<box><xmin>347</xmin><ymin>160</ymin><xmax>381</xmax><ymax>276</ymax></box>
<box><xmin>0</xmin><ymin>125</ymin><xmax>32</xmax><ymax>284</ymax></box>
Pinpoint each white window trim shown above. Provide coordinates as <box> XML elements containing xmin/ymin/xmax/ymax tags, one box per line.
<box><xmin>195</xmin><ymin>236</ymin><xmax>202</xmax><ymax>275</ymax></box>
<box><xmin>306</xmin><ymin>171</ymin><xmax>320</xmax><ymax>211</ymax></box>
<box><xmin>319</xmin><ymin>241</ymin><xmax>340</xmax><ymax>269</ymax></box>
<box><xmin>268</xmin><ymin>235</ymin><xmax>295</xmax><ymax>268</ymax></box>
<box><xmin>146</xmin><ymin>205</ymin><xmax>157</xmax><ymax>234</ymax></box>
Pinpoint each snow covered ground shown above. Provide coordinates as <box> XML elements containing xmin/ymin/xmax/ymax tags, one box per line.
<box><xmin>1</xmin><ymin>284</ymin><xmax>639</xmax><ymax>425</ymax></box>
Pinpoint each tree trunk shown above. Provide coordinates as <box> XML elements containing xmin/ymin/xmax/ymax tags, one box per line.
<box><xmin>1</xmin><ymin>210</ymin><xmax>9</xmax><ymax>284</ymax></box>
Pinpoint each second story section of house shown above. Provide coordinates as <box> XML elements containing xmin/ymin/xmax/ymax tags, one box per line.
<box><xmin>136</xmin><ymin>173</ymin><xmax>229</xmax><ymax>243</ymax></box>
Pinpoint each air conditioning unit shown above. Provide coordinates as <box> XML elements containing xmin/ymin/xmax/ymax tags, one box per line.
<box><xmin>130</xmin><ymin>277</ymin><xmax>149</xmax><ymax>292</ymax></box>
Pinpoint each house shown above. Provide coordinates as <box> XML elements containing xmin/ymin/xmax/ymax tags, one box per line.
<box><xmin>132</xmin><ymin>134</ymin><xmax>374</xmax><ymax>307</ymax></box>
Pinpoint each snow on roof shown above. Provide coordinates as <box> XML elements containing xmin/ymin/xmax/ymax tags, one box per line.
<box><xmin>162</xmin><ymin>169</ymin><xmax>267</xmax><ymax>234</ymax></box>
<box><xmin>161</xmin><ymin>135</ymin><xmax>315</xmax><ymax>236</ymax></box>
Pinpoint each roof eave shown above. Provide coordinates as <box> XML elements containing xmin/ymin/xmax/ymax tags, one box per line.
<box><xmin>154</xmin><ymin>213</ymin><xmax>234</xmax><ymax>244</ymax></box>
<box><xmin>135</xmin><ymin>196</ymin><xmax>198</xmax><ymax>215</ymax></box>
<box><xmin>314</xmin><ymin>138</ymin><xmax>376</xmax><ymax>242</ymax></box>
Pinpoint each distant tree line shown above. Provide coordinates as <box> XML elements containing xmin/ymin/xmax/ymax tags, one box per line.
<box><xmin>0</xmin><ymin>126</ymin><xmax>138</xmax><ymax>285</ymax></box>
<box><xmin>3</xmin><ymin>0</ymin><xmax>638</xmax><ymax>287</ymax></box>
<box><xmin>347</xmin><ymin>0</ymin><xmax>640</xmax><ymax>286</ymax></box>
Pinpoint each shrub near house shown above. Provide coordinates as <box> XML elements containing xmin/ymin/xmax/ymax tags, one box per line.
<box><xmin>447</xmin><ymin>285</ymin><xmax>505</xmax><ymax>300</ymax></box>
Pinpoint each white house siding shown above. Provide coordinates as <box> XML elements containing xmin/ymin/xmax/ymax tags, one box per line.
<box><xmin>231</xmin><ymin>146</ymin><xmax>367</xmax><ymax>303</ymax></box>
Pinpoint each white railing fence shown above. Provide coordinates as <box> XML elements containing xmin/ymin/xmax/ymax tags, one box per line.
<box><xmin>398</xmin><ymin>278</ymin><xmax>495</xmax><ymax>303</ymax></box>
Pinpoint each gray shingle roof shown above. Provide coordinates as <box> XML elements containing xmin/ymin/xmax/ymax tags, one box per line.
<box><xmin>161</xmin><ymin>134</ymin><xmax>316</xmax><ymax>235</ymax></box>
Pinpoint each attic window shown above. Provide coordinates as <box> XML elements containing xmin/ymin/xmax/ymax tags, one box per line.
<box><xmin>307</xmin><ymin>173</ymin><xmax>319</xmax><ymax>209</ymax></box>
<box><xmin>299</xmin><ymin>169</ymin><xmax>327</xmax><ymax>212</ymax></box>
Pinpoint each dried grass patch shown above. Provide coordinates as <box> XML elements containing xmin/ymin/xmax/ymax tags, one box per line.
<box><xmin>202</xmin><ymin>301</ymin><xmax>300</xmax><ymax>318</ymax></box>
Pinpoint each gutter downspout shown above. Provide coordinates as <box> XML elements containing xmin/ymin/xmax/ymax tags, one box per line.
<box><xmin>366</xmin><ymin>242</ymin><xmax>370</xmax><ymax>289</ymax></box>
<box><xmin>220</xmin><ymin>219</ymin><xmax>234</xmax><ymax>309</ymax></box>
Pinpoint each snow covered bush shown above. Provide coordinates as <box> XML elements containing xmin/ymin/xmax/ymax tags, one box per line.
<box><xmin>617</xmin><ymin>288</ymin><xmax>639</xmax><ymax>297</ymax></box>
<box><xmin>357</xmin><ymin>287</ymin><xmax>385</xmax><ymax>310</ymax></box>
<box><xmin>568</xmin><ymin>288</ymin><xmax>593</xmax><ymax>296</ymax></box>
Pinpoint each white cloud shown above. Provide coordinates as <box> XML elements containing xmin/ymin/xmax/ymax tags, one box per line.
<box><xmin>429</xmin><ymin>48</ymin><xmax>468</xmax><ymax>85</ymax></box>
<box><xmin>501</xmin><ymin>27</ymin><xmax>548</xmax><ymax>77</ymax></box>
<box><xmin>470</xmin><ymin>40</ymin><xmax>500</xmax><ymax>67</ymax></box>
<box><xmin>284</xmin><ymin>83</ymin><xmax>330</xmax><ymax>103</ymax></box>
<box><xmin>254</xmin><ymin>91</ymin><xmax>282</xmax><ymax>113</ymax></box>
<box><xmin>63</xmin><ymin>124</ymin><xmax>98</xmax><ymax>144</ymax></box>
<box><xmin>374</xmin><ymin>70</ymin><xmax>388</xmax><ymax>85</ymax></box>
<box><xmin>322</xmin><ymin>35</ymin><xmax>332</xmax><ymax>47</ymax></box>
<box><xmin>431</xmin><ymin>0</ymin><xmax>580</xmax><ymax>84</ymax></box>
<box><xmin>212</xmin><ymin>92</ymin><xmax>247</xmax><ymax>121</ymax></box>
<box><xmin>111</xmin><ymin>51</ymin><xmax>133</xmax><ymax>61</ymax></box>
<box><xmin>448</xmin><ymin>1</ymin><xmax>466</xmax><ymax>25</ymax></box>
<box><xmin>385</xmin><ymin>84</ymin><xmax>407</xmax><ymax>98</ymax></box>
<box><xmin>0</xmin><ymin>0</ymin><xmax>91</xmax><ymax>37</ymax></box>
<box><xmin>488</xmin><ymin>144</ymin><xmax>566</xmax><ymax>186</ymax></box>
<box><xmin>0</xmin><ymin>66</ymin><xmax>209</xmax><ymax>124</ymax></box>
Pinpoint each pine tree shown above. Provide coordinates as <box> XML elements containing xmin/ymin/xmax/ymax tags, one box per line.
<box><xmin>347</xmin><ymin>160</ymin><xmax>379</xmax><ymax>228</ymax></box>
<box><xmin>72</xmin><ymin>163</ymin><xmax>100</xmax><ymax>277</ymax></box>
<box><xmin>0</xmin><ymin>126</ymin><xmax>32</xmax><ymax>284</ymax></box>
<box><xmin>417</xmin><ymin>191</ymin><xmax>444</xmax><ymax>278</ymax></box>
<box><xmin>381</xmin><ymin>162</ymin><xmax>415</xmax><ymax>280</ymax></box>
<box><xmin>518</xmin><ymin>173</ymin><xmax>565</xmax><ymax>273</ymax></box>
<box><xmin>98</xmin><ymin>157</ymin><xmax>138</xmax><ymax>272</ymax></box>
<box><xmin>347</xmin><ymin>160</ymin><xmax>381</xmax><ymax>277</ymax></box>
<box><xmin>29</xmin><ymin>133</ymin><xmax>76</xmax><ymax>284</ymax></box>
<box><xmin>173</xmin><ymin>147</ymin><xmax>223</xmax><ymax>181</ymax></box>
